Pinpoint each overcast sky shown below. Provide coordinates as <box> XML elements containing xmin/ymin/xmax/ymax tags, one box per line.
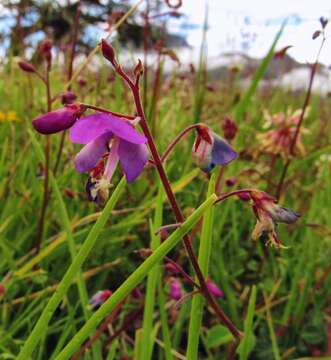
<box><xmin>170</xmin><ymin>0</ymin><xmax>331</xmax><ymax>65</ymax></box>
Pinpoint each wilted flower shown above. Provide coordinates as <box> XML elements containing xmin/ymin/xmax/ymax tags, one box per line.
<box><xmin>192</xmin><ymin>124</ymin><xmax>237</xmax><ymax>172</ymax></box>
<box><xmin>258</xmin><ymin>110</ymin><xmax>309</xmax><ymax>159</ymax></box>
<box><xmin>169</xmin><ymin>278</ymin><xmax>183</xmax><ymax>300</ymax></box>
<box><xmin>32</xmin><ymin>104</ymin><xmax>85</xmax><ymax>134</ymax></box>
<box><xmin>70</xmin><ymin>113</ymin><xmax>148</xmax><ymax>202</ymax></box>
<box><xmin>206</xmin><ymin>279</ymin><xmax>223</xmax><ymax>298</ymax></box>
<box><xmin>89</xmin><ymin>289</ymin><xmax>112</xmax><ymax>309</ymax></box>
<box><xmin>248</xmin><ymin>190</ymin><xmax>300</xmax><ymax>248</ymax></box>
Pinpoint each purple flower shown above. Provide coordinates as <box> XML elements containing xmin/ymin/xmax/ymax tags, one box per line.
<box><xmin>69</xmin><ymin>113</ymin><xmax>149</xmax><ymax>185</ymax></box>
<box><xmin>169</xmin><ymin>279</ymin><xmax>183</xmax><ymax>300</ymax></box>
<box><xmin>206</xmin><ymin>279</ymin><xmax>224</xmax><ymax>298</ymax></box>
<box><xmin>32</xmin><ymin>104</ymin><xmax>85</xmax><ymax>134</ymax></box>
<box><xmin>192</xmin><ymin>124</ymin><xmax>237</xmax><ymax>172</ymax></box>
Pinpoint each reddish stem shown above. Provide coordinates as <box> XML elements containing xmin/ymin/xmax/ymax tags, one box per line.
<box><xmin>275</xmin><ymin>36</ymin><xmax>325</xmax><ymax>199</ymax></box>
<box><xmin>111</xmin><ymin>60</ymin><xmax>241</xmax><ymax>338</ymax></box>
<box><xmin>160</xmin><ymin>124</ymin><xmax>200</xmax><ymax>163</ymax></box>
<box><xmin>80</xmin><ymin>103</ymin><xmax>135</xmax><ymax>120</ymax></box>
<box><xmin>35</xmin><ymin>64</ymin><xmax>52</xmax><ymax>254</ymax></box>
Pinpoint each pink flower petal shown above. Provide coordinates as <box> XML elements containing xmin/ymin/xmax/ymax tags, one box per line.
<box><xmin>70</xmin><ymin>113</ymin><xmax>147</xmax><ymax>145</ymax></box>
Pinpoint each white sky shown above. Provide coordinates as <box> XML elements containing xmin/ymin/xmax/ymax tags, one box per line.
<box><xmin>171</xmin><ymin>0</ymin><xmax>331</xmax><ymax>65</ymax></box>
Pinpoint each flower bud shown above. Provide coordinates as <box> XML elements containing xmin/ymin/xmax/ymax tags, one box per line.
<box><xmin>222</xmin><ymin>117</ymin><xmax>238</xmax><ymax>141</ymax></box>
<box><xmin>131</xmin><ymin>288</ymin><xmax>142</xmax><ymax>299</ymax></box>
<box><xmin>169</xmin><ymin>279</ymin><xmax>182</xmax><ymax>300</ymax></box>
<box><xmin>101</xmin><ymin>39</ymin><xmax>116</xmax><ymax>65</ymax></box>
<box><xmin>18</xmin><ymin>61</ymin><xmax>36</xmax><ymax>73</ymax></box>
<box><xmin>32</xmin><ymin>104</ymin><xmax>85</xmax><ymax>135</ymax></box>
<box><xmin>61</xmin><ymin>91</ymin><xmax>77</xmax><ymax>105</ymax></box>
<box><xmin>225</xmin><ymin>177</ymin><xmax>237</xmax><ymax>187</ymax></box>
<box><xmin>134</xmin><ymin>59</ymin><xmax>144</xmax><ymax>79</ymax></box>
<box><xmin>89</xmin><ymin>290</ymin><xmax>112</xmax><ymax>309</ymax></box>
<box><xmin>165</xmin><ymin>262</ymin><xmax>180</xmax><ymax>274</ymax></box>
<box><xmin>206</xmin><ymin>279</ymin><xmax>223</xmax><ymax>298</ymax></box>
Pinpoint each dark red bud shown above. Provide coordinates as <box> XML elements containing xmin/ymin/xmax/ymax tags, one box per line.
<box><xmin>78</xmin><ymin>77</ymin><xmax>87</xmax><ymax>86</ymax></box>
<box><xmin>312</xmin><ymin>30</ymin><xmax>321</xmax><ymax>40</ymax></box>
<box><xmin>237</xmin><ymin>192</ymin><xmax>251</xmax><ymax>201</ymax></box>
<box><xmin>61</xmin><ymin>91</ymin><xmax>77</xmax><ymax>105</ymax></box>
<box><xmin>225</xmin><ymin>177</ymin><xmax>237</xmax><ymax>187</ymax></box>
<box><xmin>222</xmin><ymin>117</ymin><xmax>238</xmax><ymax>141</ymax></box>
<box><xmin>0</xmin><ymin>283</ymin><xmax>5</xmax><ymax>296</ymax></box>
<box><xmin>18</xmin><ymin>61</ymin><xmax>36</xmax><ymax>73</ymax></box>
<box><xmin>134</xmin><ymin>59</ymin><xmax>144</xmax><ymax>78</ymax></box>
<box><xmin>101</xmin><ymin>39</ymin><xmax>116</xmax><ymax>65</ymax></box>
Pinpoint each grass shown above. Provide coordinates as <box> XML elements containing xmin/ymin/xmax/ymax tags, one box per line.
<box><xmin>0</xmin><ymin>16</ymin><xmax>331</xmax><ymax>360</ymax></box>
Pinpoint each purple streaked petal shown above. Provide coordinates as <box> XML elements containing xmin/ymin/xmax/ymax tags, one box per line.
<box><xmin>75</xmin><ymin>132</ymin><xmax>111</xmax><ymax>173</ymax></box>
<box><xmin>69</xmin><ymin>113</ymin><xmax>147</xmax><ymax>145</ymax></box>
<box><xmin>118</xmin><ymin>140</ymin><xmax>148</xmax><ymax>183</ymax></box>
<box><xmin>269</xmin><ymin>206</ymin><xmax>300</xmax><ymax>224</ymax></box>
<box><xmin>211</xmin><ymin>133</ymin><xmax>237</xmax><ymax>166</ymax></box>
<box><xmin>32</xmin><ymin>107</ymin><xmax>78</xmax><ymax>134</ymax></box>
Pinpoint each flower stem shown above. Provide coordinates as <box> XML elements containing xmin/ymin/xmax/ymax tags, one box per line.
<box><xmin>35</xmin><ymin>65</ymin><xmax>52</xmax><ymax>253</ymax></box>
<box><xmin>124</xmin><ymin>72</ymin><xmax>241</xmax><ymax>338</ymax></box>
<box><xmin>275</xmin><ymin>36</ymin><xmax>325</xmax><ymax>199</ymax></box>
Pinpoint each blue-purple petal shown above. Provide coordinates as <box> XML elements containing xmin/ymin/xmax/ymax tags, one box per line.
<box><xmin>211</xmin><ymin>133</ymin><xmax>237</xmax><ymax>166</ymax></box>
<box><xmin>75</xmin><ymin>132</ymin><xmax>112</xmax><ymax>173</ymax></box>
<box><xmin>118</xmin><ymin>139</ymin><xmax>148</xmax><ymax>183</ymax></box>
<box><xmin>70</xmin><ymin>113</ymin><xmax>147</xmax><ymax>145</ymax></box>
<box><xmin>270</xmin><ymin>206</ymin><xmax>300</xmax><ymax>224</ymax></box>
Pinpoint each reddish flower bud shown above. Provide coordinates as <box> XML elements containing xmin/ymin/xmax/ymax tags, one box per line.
<box><xmin>78</xmin><ymin>77</ymin><xmax>87</xmax><ymax>87</ymax></box>
<box><xmin>165</xmin><ymin>262</ymin><xmax>180</xmax><ymax>274</ymax></box>
<box><xmin>61</xmin><ymin>91</ymin><xmax>77</xmax><ymax>105</ymax></box>
<box><xmin>237</xmin><ymin>192</ymin><xmax>251</xmax><ymax>201</ymax></box>
<box><xmin>131</xmin><ymin>288</ymin><xmax>142</xmax><ymax>299</ymax></box>
<box><xmin>222</xmin><ymin>117</ymin><xmax>238</xmax><ymax>141</ymax></box>
<box><xmin>169</xmin><ymin>279</ymin><xmax>182</xmax><ymax>300</ymax></box>
<box><xmin>32</xmin><ymin>104</ymin><xmax>85</xmax><ymax>134</ymax></box>
<box><xmin>206</xmin><ymin>279</ymin><xmax>223</xmax><ymax>298</ymax></box>
<box><xmin>225</xmin><ymin>177</ymin><xmax>237</xmax><ymax>187</ymax></box>
<box><xmin>18</xmin><ymin>61</ymin><xmax>36</xmax><ymax>73</ymax></box>
<box><xmin>101</xmin><ymin>39</ymin><xmax>116</xmax><ymax>65</ymax></box>
<box><xmin>134</xmin><ymin>59</ymin><xmax>144</xmax><ymax>79</ymax></box>
<box><xmin>0</xmin><ymin>283</ymin><xmax>5</xmax><ymax>296</ymax></box>
<box><xmin>89</xmin><ymin>290</ymin><xmax>112</xmax><ymax>309</ymax></box>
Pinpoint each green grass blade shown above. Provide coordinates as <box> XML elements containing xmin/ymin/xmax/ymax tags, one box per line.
<box><xmin>186</xmin><ymin>172</ymin><xmax>216</xmax><ymax>360</ymax></box>
<box><xmin>237</xmin><ymin>285</ymin><xmax>257</xmax><ymax>360</ymax></box>
<box><xmin>16</xmin><ymin>176</ymin><xmax>127</xmax><ymax>360</ymax></box>
<box><xmin>139</xmin><ymin>184</ymin><xmax>164</xmax><ymax>359</ymax></box>
<box><xmin>53</xmin><ymin>193</ymin><xmax>217</xmax><ymax>360</ymax></box>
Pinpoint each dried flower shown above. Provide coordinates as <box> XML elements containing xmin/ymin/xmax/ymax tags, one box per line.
<box><xmin>192</xmin><ymin>124</ymin><xmax>237</xmax><ymax>172</ymax></box>
<box><xmin>248</xmin><ymin>190</ymin><xmax>300</xmax><ymax>248</ymax></box>
<box><xmin>32</xmin><ymin>104</ymin><xmax>86</xmax><ymax>134</ymax></box>
<box><xmin>258</xmin><ymin>110</ymin><xmax>309</xmax><ymax>159</ymax></box>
